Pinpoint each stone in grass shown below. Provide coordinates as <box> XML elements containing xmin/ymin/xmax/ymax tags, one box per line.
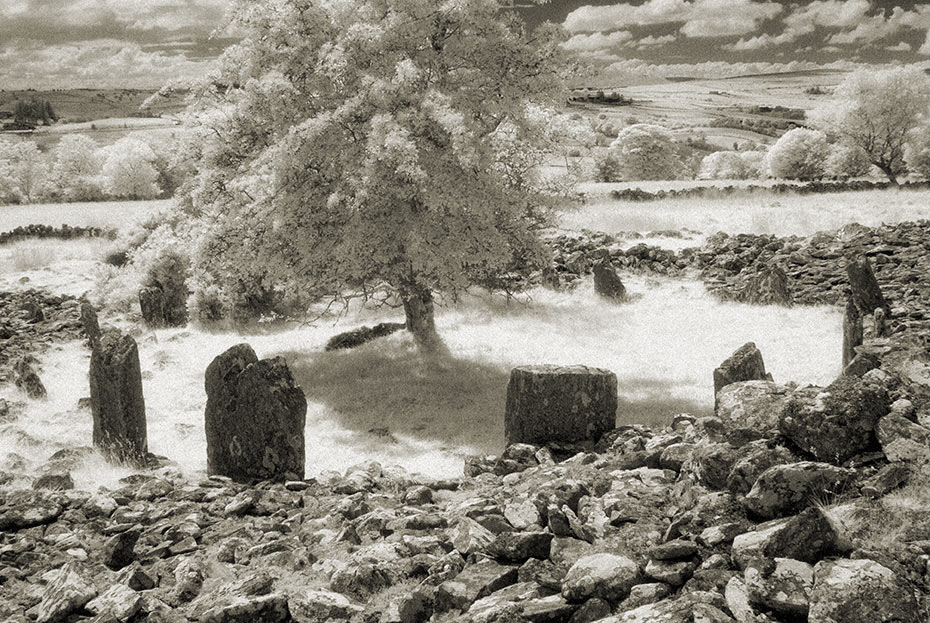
<box><xmin>80</xmin><ymin>300</ymin><xmax>101</xmax><ymax>347</ymax></box>
<box><xmin>505</xmin><ymin>365</ymin><xmax>617</xmax><ymax>446</ymax></box>
<box><xmin>741</xmin><ymin>264</ymin><xmax>791</xmax><ymax>306</ymax></box>
<box><xmin>593</xmin><ymin>257</ymin><xmax>627</xmax><ymax>301</ymax></box>
<box><xmin>561</xmin><ymin>553</ymin><xmax>641</xmax><ymax>603</ymax></box>
<box><xmin>809</xmin><ymin>558</ymin><xmax>921</xmax><ymax>623</ymax></box>
<box><xmin>34</xmin><ymin>562</ymin><xmax>97</xmax><ymax>623</ymax></box>
<box><xmin>205</xmin><ymin>343</ymin><xmax>307</xmax><ymax>482</ymax></box>
<box><xmin>846</xmin><ymin>256</ymin><xmax>889</xmax><ymax>316</ymax></box>
<box><xmin>713</xmin><ymin>342</ymin><xmax>770</xmax><ymax>399</ymax></box>
<box><xmin>89</xmin><ymin>330</ymin><xmax>148</xmax><ymax>465</ymax></box>
<box><xmin>743</xmin><ymin>461</ymin><xmax>855</xmax><ymax>520</ymax></box>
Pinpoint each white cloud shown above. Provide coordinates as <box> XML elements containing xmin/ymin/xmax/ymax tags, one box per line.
<box><xmin>919</xmin><ymin>31</ymin><xmax>930</xmax><ymax>56</ymax></box>
<box><xmin>563</xmin><ymin>0</ymin><xmax>782</xmax><ymax>38</ymax></box>
<box><xmin>562</xmin><ymin>30</ymin><xmax>634</xmax><ymax>56</ymax></box>
<box><xmin>828</xmin><ymin>6</ymin><xmax>930</xmax><ymax>46</ymax></box>
<box><xmin>887</xmin><ymin>41</ymin><xmax>913</xmax><ymax>52</ymax></box>
<box><xmin>599</xmin><ymin>57</ymin><xmax>890</xmax><ymax>83</ymax></box>
<box><xmin>636</xmin><ymin>34</ymin><xmax>677</xmax><ymax>48</ymax></box>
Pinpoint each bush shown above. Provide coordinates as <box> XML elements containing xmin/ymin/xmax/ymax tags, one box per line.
<box><xmin>608</xmin><ymin>124</ymin><xmax>686</xmax><ymax>181</ymax></box>
<box><xmin>699</xmin><ymin>151</ymin><xmax>754</xmax><ymax>180</ymax></box>
<box><xmin>594</xmin><ymin>152</ymin><xmax>623</xmax><ymax>182</ymax></box>
<box><xmin>825</xmin><ymin>142</ymin><xmax>873</xmax><ymax>180</ymax></box>
<box><xmin>766</xmin><ymin>128</ymin><xmax>829</xmax><ymax>180</ymax></box>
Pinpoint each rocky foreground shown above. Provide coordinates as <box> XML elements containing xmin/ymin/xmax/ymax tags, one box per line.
<box><xmin>3</xmin><ymin>221</ymin><xmax>930</xmax><ymax>621</ymax></box>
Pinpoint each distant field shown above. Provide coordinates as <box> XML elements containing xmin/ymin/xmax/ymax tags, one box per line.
<box><xmin>0</xmin><ymin>199</ymin><xmax>169</xmax><ymax>232</ymax></box>
<box><xmin>0</xmin><ymin>88</ymin><xmax>186</xmax><ymax>122</ymax></box>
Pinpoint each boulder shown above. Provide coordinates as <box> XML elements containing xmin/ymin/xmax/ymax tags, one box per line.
<box><xmin>85</xmin><ymin>584</ymin><xmax>143</xmax><ymax>622</ymax></box>
<box><xmin>35</xmin><ymin>563</ymin><xmax>97</xmax><ymax>623</ymax></box>
<box><xmin>846</xmin><ymin>256</ymin><xmax>889</xmax><ymax>316</ymax></box>
<box><xmin>744</xmin><ymin>558</ymin><xmax>813</xmax><ymax>618</ymax></box>
<box><xmin>715</xmin><ymin>381</ymin><xmax>791</xmax><ymax>445</ymax></box>
<box><xmin>731</xmin><ymin>507</ymin><xmax>838</xmax><ymax>569</ymax></box>
<box><xmin>435</xmin><ymin>560</ymin><xmax>518</xmax><ymax>612</ymax></box>
<box><xmin>741</xmin><ymin>265</ymin><xmax>791</xmax><ymax>306</ymax></box>
<box><xmin>593</xmin><ymin>258</ymin><xmax>627</xmax><ymax>301</ymax></box>
<box><xmin>561</xmin><ymin>553</ymin><xmax>641</xmax><ymax>603</ymax></box>
<box><xmin>505</xmin><ymin>365</ymin><xmax>617</xmax><ymax>446</ymax></box>
<box><xmin>875</xmin><ymin>413</ymin><xmax>930</xmax><ymax>463</ymax></box>
<box><xmin>204</xmin><ymin>344</ymin><xmax>307</xmax><ymax>482</ymax></box>
<box><xmin>779</xmin><ymin>376</ymin><xmax>888</xmax><ymax>464</ymax></box>
<box><xmin>808</xmin><ymin>559</ymin><xmax>920</xmax><ymax>623</ymax></box>
<box><xmin>89</xmin><ymin>330</ymin><xmax>148</xmax><ymax>465</ymax></box>
<box><xmin>726</xmin><ymin>442</ymin><xmax>796</xmax><ymax>495</ymax></box>
<box><xmin>713</xmin><ymin>342</ymin><xmax>769</xmax><ymax>398</ymax></box>
<box><xmin>743</xmin><ymin>462</ymin><xmax>855</xmax><ymax>520</ymax></box>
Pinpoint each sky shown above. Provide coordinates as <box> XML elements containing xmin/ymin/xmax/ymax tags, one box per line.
<box><xmin>2</xmin><ymin>0</ymin><xmax>930</xmax><ymax>90</ymax></box>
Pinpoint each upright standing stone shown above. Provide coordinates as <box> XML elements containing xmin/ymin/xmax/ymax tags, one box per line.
<box><xmin>505</xmin><ymin>365</ymin><xmax>617</xmax><ymax>446</ymax></box>
<box><xmin>841</xmin><ymin>299</ymin><xmax>862</xmax><ymax>372</ymax></box>
<box><xmin>138</xmin><ymin>286</ymin><xmax>166</xmax><ymax>328</ymax></box>
<box><xmin>593</xmin><ymin>258</ymin><xmax>627</xmax><ymax>301</ymax></box>
<box><xmin>205</xmin><ymin>344</ymin><xmax>307</xmax><ymax>482</ymax></box>
<box><xmin>80</xmin><ymin>301</ymin><xmax>101</xmax><ymax>348</ymax></box>
<box><xmin>742</xmin><ymin>265</ymin><xmax>791</xmax><ymax>306</ymax></box>
<box><xmin>713</xmin><ymin>342</ymin><xmax>769</xmax><ymax>400</ymax></box>
<box><xmin>846</xmin><ymin>257</ymin><xmax>888</xmax><ymax>316</ymax></box>
<box><xmin>14</xmin><ymin>356</ymin><xmax>47</xmax><ymax>399</ymax></box>
<box><xmin>89</xmin><ymin>331</ymin><xmax>148</xmax><ymax>464</ymax></box>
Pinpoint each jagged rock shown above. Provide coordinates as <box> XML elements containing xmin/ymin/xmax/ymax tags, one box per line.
<box><xmin>744</xmin><ymin>462</ymin><xmax>855</xmax><ymax>519</ymax></box>
<box><xmin>35</xmin><ymin>563</ymin><xmax>97</xmax><ymax>623</ymax></box>
<box><xmin>561</xmin><ymin>553</ymin><xmax>641</xmax><ymax>603</ymax></box>
<box><xmin>325</xmin><ymin>322</ymin><xmax>406</xmax><ymax>351</ymax></box>
<box><xmin>505</xmin><ymin>365</ymin><xmax>617</xmax><ymax>446</ymax></box>
<box><xmin>744</xmin><ymin>558</ymin><xmax>813</xmax><ymax>618</ymax></box>
<box><xmin>875</xmin><ymin>413</ymin><xmax>930</xmax><ymax>462</ymax></box>
<box><xmin>842</xmin><ymin>299</ymin><xmax>862</xmax><ymax>371</ymax></box>
<box><xmin>725</xmin><ymin>576</ymin><xmax>774</xmax><ymax>623</ymax></box>
<box><xmin>489</xmin><ymin>532</ymin><xmax>554</xmax><ymax>563</ymax></box>
<box><xmin>648</xmin><ymin>539</ymin><xmax>699</xmax><ymax>561</ymax></box>
<box><xmin>645</xmin><ymin>559</ymin><xmax>696</xmax><ymax>587</ymax></box>
<box><xmin>116</xmin><ymin>563</ymin><xmax>155</xmax><ymax>591</ymax></box>
<box><xmin>609</xmin><ymin>595</ymin><xmax>736</xmax><ymax>622</ymax></box>
<box><xmin>450</xmin><ymin>517</ymin><xmax>495</xmax><ymax>556</ymax></box>
<box><xmin>846</xmin><ymin>256</ymin><xmax>889</xmax><ymax>316</ymax></box>
<box><xmin>726</xmin><ymin>442</ymin><xmax>796</xmax><ymax>495</ymax></box>
<box><xmin>32</xmin><ymin>473</ymin><xmax>74</xmax><ymax>491</ymax></box>
<box><xmin>435</xmin><ymin>560</ymin><xmax>518</xmax><ymax>612</ymax></box>
<box><xmin>621</xmin><ymin>583</ymin><xmax>671</xmax><ymax>609</ymax></box>
<box><xmin>808</xmin><ymin>558</ymin><xmax>920</xmax><ymax>623</ymax></box>
<box><xmin>204</xmin><ymin>343</ymin><xmax>307</xmax><ymax>482</ymax></box>
<box><xmin>0</xmin><ymin>490</ymin><xmax>63</xmax><ymax>530</ymax></box>
<box><xmin>861</xmin><ymin>463</ymin><xmax>910</xmax><ymax>498</ymax></box>
<box><xmin>14</xmin><ymin>356</ymin><xmax>47</xmax><ymax>399</ymax></box>
<box><xmin>568</xmin><ymin>597</ymin><xmax>612</xmax><ymax>623</ymax></box>
<box><xmin>170</xmin><ymin>557</ymin><xmax>205</xmax><ymax>605</ymax></box>
<box><xmin>289</xmin><ymin>589</ymin><xmax>364</xmax><ymax>622</ymax></box>
<box><xmin>85</xmin><ymin>584</ymin><xmax>142</xmax><ymax>621</ymax></box>
<box><xmin>731</xmin><ymin>507</ymin><xmax>838</xmax><ymax>568</ymax></box>
<box><xmin>741</xmin><ymin>265</ymin><xmax>791</xmax><ymax>306</ymax></box>
<box><xmin>713</xmin><ymin>343</ymin><xmax>769</xmax><ymax>399</ymax></box>
<box><xmin>779</xmin><ymin>376</ymin><xmax>889</xmax><ymax>464</ymax></box>
<box><xmin>715</xmin><ymin>381</ymin><xmax>791</xmax><ymax>445</ymax></box>
<box><xmin>522</xmin><ymin>594</ymin><xmax>576</xmax><ymax>622</ymax></box>
<box><xmin>199</xmin><ymin>594</ymin><xmax>290</xmax><ymax>623</ymax></box>
<box><xmin>683</xmin><ymin>443</ymin><xmax>739</xmax><ymax>490</ymax></box>
<box><xmin>593</xmin><ymin>258</ymin><xmax>627</xmax><ymax>301</ymax></box>
<box><xmin>504</xmin><ymin>500</ymin><xmax>543</xmax><ymax>530</ymax></box>
<box><xmin>103</xmin><ymin>529</ymin><xmax>140</xmax><ymax>570</ymax></box>
<box><xmin>89</xmin><ymin>330</ymin><xmax>148</xmax><ymax>464</ymax></box>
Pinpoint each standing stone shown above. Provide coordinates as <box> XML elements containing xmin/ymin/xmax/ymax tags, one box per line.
<box><xmin>138</xmin><ymin>286</ymin><xmax>166</xmax><ymax>328</ymax></box>
<box><xmin>846</xmin><ymin>257</ymin><xmax>888</xmax><ymax>316</ymax></box>
<box><xmin>504</xmin><ymin>365</ymin><xmax>617</xmax><ymax>446</ymax></box>
<box><xmin>742</xmin><ymin>265</ymin><xmax>791</xmax><ymax>306</ymax></box>
<box><xmin>205</xmin><ymin>343</ymin><xmax>307</xmax><ymax>482</ymax></box>
<box><xmin>14</xmin><ymin>356</ymin><xmax>47</xmax><ymax>399</ymax></box>
<box><xmin>713</xmin><ymin>342</ymin><xmax>769</xmax><ymax>399</ymax></box>
<box><xmin>80</xmin><ymin>300</ymin><xmax>101</xmax><ymax>347</ymax></box>
<box><xmin>841</xmin><ymin>299</ymin><xmax>862</xmax><ymax>372</ymax></box>
<box><xmin>89</xmin><ymin>330</ymin><xmax>148</xmax><ymax>465</ymax></box>
<box><xmin>593</xmin><ymin>258</ymin><xmax>627</xmax><ymax>301</ymax></box>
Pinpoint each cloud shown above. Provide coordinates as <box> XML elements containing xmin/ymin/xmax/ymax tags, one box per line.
<box><xmin>599</xmin><ymin>57</ymin><xmax>878</xmax><ymax>83</ymax></box>
<box><xmin>827</xmin><ymin>6</ymin><xmax>930</xmax><ymax>46</ymax></box>
<box><xmin>636</xmin><ymin>34</ymin><xmax>677</xmax><ymax>48</ymax></box>
<box><xmin>920</xmin><ymin>31</ymin><xmax>930</xmax><ymax>56</ymax></box>
<box><xmin>0</xmin><ymin>39</ymin><xmax>210</xmax><ymax>89</ymax></box>
<box><xmin>887</xmin><ymin>41</ymin><xmax>913</xmax><ymax>52</ymax></box>
<box><xmin>563</xmin><ymin>0</ymin><xmax>782</xmax><ymax>38</ymax></box>
<box><xmin>562</xmin><ymin>30</ymin><xmax>634</xmax><ymax>57</ymax></box>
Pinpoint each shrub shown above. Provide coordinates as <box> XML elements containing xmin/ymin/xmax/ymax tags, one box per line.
<box><xmin>99</xmin><ymin>137</ymin><xmax>161</xmax><ymax>199</ymax></box>
<box><xmin>825</xmin><ymin>142</ymin><xmax>873</xmax><ymax>180</ymax></box>
<box><xmin>594</xmin><ymin>152</ymin><xmax>623</xmax><ymax>182</ymax></box>
<box><xmin>608</xmin><ymin>124</ymin><xmax>686</xmax><ymax>181</ymax></box>
<box><xmin>699</xmin><ymin>151</ymin><xmax>754</xmax><ymax>180</ymax></box>
<box><xmin>766</xmin><ymin>128</ymin><xmax>829</xmax><ymax>180</ymax></box>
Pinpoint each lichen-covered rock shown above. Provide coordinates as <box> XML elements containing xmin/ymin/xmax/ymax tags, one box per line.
<box><xmin>713</xmin><ymin>343</ymin><xmax>769</xmax><ymax>399</ymax></box>
<box><xmin>561</xmin><ymin>553</ymin><xmax>641</xmax><ymax>603</ymax></box>
<box><xmin>505</xmin><ymin>365</ymin><xmax>617</xmax><ymax>446</ymax></box>
<box><xmin>779</xmin><ymin>376</ymin><xmax>888</xmax><ymax>464</ymax></box>
<box><xmin>435</xmin><ymin>560</ymin><xmax>518</xmax><ymax>612</ymax></box>
<box><xmin>85</xmin><ymin>584</ymin><xmax>142</xmax><ymax>622</ymax></box>
<box><xmin>89</xmin><ymin>330</ymin><xmax>148</xmax><ymax>464</ymax></box>
<box><xmin>715</xmin><ymin>381</ymin><xmax>791</xmax><ymax>445</ymax></box>
<box><xmin>0</xmin><ymin>490</ymin><xmax>63</xmax><ymax>531</ymax></box>
<box><xmin>288</xmin><ymin>589</ymin><xmax>364</xmax><ymax>622</ymax></box>
<box><xmin>741</xmin><ymin>265</ymin><xmax>791</xmax><ymax>306</ymax></box>
<box><xmin>726</xmin><ymin>442</ymin><xmax>796</xmax><ymax>495</ymax></box>
<box><xmin>204</xmin><ymin>343</ymin><xmax>307</xmax><ymax>482</ymax></box>
<box><xmin>682</xmin><ymin>442</ymin><xmax>739</xmax><ymax>490</ymax></box>
<box><xmin>875</xmin><ymin>413</ymin><xmax>930</xmax><ymax>463</ymax></box>
<box><xmin>199</xmin><ymin>594</ymin><xmax>290</xmax><ymax>623</ymax></box>
<box><xmin>743</xmin><ymin>462</ymin><xmax>855</xmax><ymax>519</ymax></box>
<box><xmin>744</xmin><ymin>558</ymin><xmax>813</xmax><ymax>618</ymax></box>
<box><xmin>808</xmin><ymin>558</ymin><xmax>920</xmax><ymax>623</ymax></box>
<box><xmin>731</xmin><ymin>507</ymin><xmax>838</xmax><ymax>569</ymax></box>
<box><xmin>35</xmin><ymin>563</ymin><xmax>97</xmax><ymax>623</ymax></box>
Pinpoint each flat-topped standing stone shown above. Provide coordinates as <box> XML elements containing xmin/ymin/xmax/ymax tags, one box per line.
<box><xmin>504</xmin><ymin>365</ymin><xmax>617</xmax><ymax>446</ymax></box>
<box><xmin>89</xmin><ymin>330</ymin><xmax>148</xmax><ymax>465</ymax></box>
<box><xmin>205</xmin><ymin>343</ymin><xmax>307</xmax><ymax>482</ymax></box>
<box><xmin>713</xmin><ymin>342</ymin><xmax>769</xmax><ymax>401</ymax></box>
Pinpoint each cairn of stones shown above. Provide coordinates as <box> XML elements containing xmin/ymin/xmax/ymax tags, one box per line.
<box><xmin>204</xmin><ymin>343</ymin><xmax>307</xmax><ymax>483</ymax></box>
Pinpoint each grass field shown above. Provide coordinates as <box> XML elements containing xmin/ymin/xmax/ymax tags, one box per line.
<box><xmin>0</xmin><ymin>198</ymin><xmax>168</xmax><ymax>233</ymax></box>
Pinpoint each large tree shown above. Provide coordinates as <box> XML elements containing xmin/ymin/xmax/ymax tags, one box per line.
<box><xmin>184</xmin><ymin>0</ymin><xmax>570</xmax><ymax>350</ymax></box>
<box><xmin>813</xmin><ymin>66</ymin><xmax>930</xmax><ymax>184</ymax></box>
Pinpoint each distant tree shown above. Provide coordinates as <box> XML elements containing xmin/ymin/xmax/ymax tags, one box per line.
<box><xmin>812</xmin><ymin>66</ymin><xmax>930</xmax><ymax>183</ymax></box>
<box><xmin>181</xmin><ymin>0</ymin><xmax>570</xmax><ymax>349</ymax></box>
<box><xmin>699</xmin><ymin>151</ymin><xmax>754</xmax><ymax>180</ymax></box>
<box><xmin>51</xmin><ymin>134</ymin><xmax>103</xmax><ymax>201</ymax></box>
<box><xmin>766</xmin><ymin>128</ymin><xmax>829</xmax><ymax>180</ymax></box>
<box><xmin>608</xmin><ymin>124</ymin><xmax>686</xmax><ymax>181</ymax></box>
<box><xmin>13</xmin><ymin>98</ymin><xmax>57</xmax><ymax>126</ymax></box>
<box><xmin>0</xmin><ymin>140</ymin><xmax>50</xmax><ymax>201</ymax></box>
<box><xmin>824</xmin><ymin>141</ymin><xmax>872</xmax><ymax>180</ymax></box>
<box><xmin>100</xmin><ymin>137</ymin><xmax>161</xmax><ymax>199</ymax></box>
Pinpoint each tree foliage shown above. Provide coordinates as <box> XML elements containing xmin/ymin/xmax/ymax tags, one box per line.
<box><xmin>813</xmin><ymin>66</ymin><xmax>930</xmax><ymax>183</ymax></box>
<box><xmin>183</xmin><ymin>0</ymin><xmax>570</xmax><ymax>348</ymax></box>
<box><xmin>607</xmin><ymin>124</ymin><xmax>686</xmax><ymax>181</ymax></box>
<box><xmin>824</xmin><ymin>141</ymin><xmax>872</xmax><ymax>180</ymax></box>
<box><xmin>100</xmin><ymin>137</ymin><xmax>161</xmax><ymax>199</ymax></box>
<box><xmin>52</xmin><ymin>134</ymin><xmax>104</xmax><ymax>201</ymax></box>
<box><xmin>13</xmin><ymin>98</ymin><xmax>57</xmax><ymax>126</ymax></box>
<box><xmin>766</xmin><ymin>128</ymin><xmax>828</xmax><ymax>180</ymax></box>
<box><xmin>698</xmin><ymin>150</ymin><xmax>763</xmax><ymax>180</ymax></box>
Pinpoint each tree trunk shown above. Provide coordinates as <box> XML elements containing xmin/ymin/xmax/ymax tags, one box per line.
<box><xmin>876</xmin><ymin>162</ymin><xmax>898</xmax><ymax>185</ymax></box>
<box><xmin>401</xmin><ymin>284</ymin><xmax>442</xmax><ymax>352</ymax></box>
